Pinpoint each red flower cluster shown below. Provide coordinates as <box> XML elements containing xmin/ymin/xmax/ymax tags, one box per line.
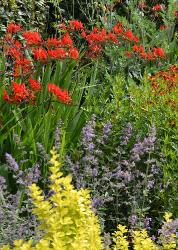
<box><xmin>124</xmin><ymin>29</ymin><xmax>139</xmax><ymax>43</ymax></box>
<box><xmin>13</xmin><ymin>57</ymin><xmax>33</xmax><ymax>77</ymax></box>
<box><xmin>107</xmin><ymin>32</ymin><xmax>119</xmax><ymax>44</ymax></box>
<box><xmin>3</xmin><ymin>82</ymin><xmax>35</xmax><ymax>103</ymax></box>
<box><xmin>76</xmin><ymin>21</ymin><xmax>141</xmax><ymax>57</ymax></box>
<box><xmin>152</xmin><ymin>47</ymin><xmax>165</xmax><ymax>58</ymax></box>
<box><xmin>131</xmin><ymin>44</ymin><xmax>165</xmax><ymax>61</ymax></box>
<box><xmin>7</xmin><ymin>47</ymin><xmax>22</xmax><ymax>60</ymax></box>
<box><xmin>61</xmin><ymin>33</ymin><xmax>73</xmax><ymax>47</ymax></box>
<box><xmin>133</xmin><ymin>44</ymin><xmax>144</xmax><ymax>53</ymax></box>
<box><xmin>28</xmin><ymin>78</ymin><xmax>41</xmax><ymax>91</ymax></box>
<box><xmin>152</xmin><ymin>4</ymin><xmax>163</xmax><ymax>11</ymax></box>
<box><xmin>112</xmin><ymin>22</ymin><xmax>123</xmax><ymax>35</ymax></box>
<box><xmin>48</xmin><ymin>48</ymin><xmax>66</xmax><ymax>60</ymax></box>
<box><xmin>45</xmin><ymin>33</ymin><xmax>77</xmax><ymax>60</ymax></box>
<box><xmin>125</xmin><ymin>51</ymin><xmax>132</xmax><ymax>58</ymax></box>
<box><xmin>7</xmin><ymin>23</ymin><xmax>22</xmax><ymax>33</ymax></box>
<box><xmin>3</xmin><ymin>79</ymin><xmax>72</xmax><ymax>105</ymax></box>
<box><xmin>46</xmin><ymin>38</ymin><xmax>61</xmax><ymax>48</ymax></box>
<box><xmin>160</xmin><ymin>25</ymin><xmax>168</xmax><ymax>30</ymax></box>
<box><xmin>3</xmin><ymin>23</ymin><xmax>81</xmax><ymax>82</ymax></box>
<box><xmin>12</xmin><ymin>82</ymin><xmax>31</xmax><ymax>102</ymax></box>
<box><xmin>68</xmin><ymin>47</ymin><xmax>79</xmax><ymax>59</ymax></box>
<box><xmin>149</xmin><ymin>65</ymin><xmax>178</xmax><ymax>105</ymax></box>
<box><xmin>85</xmin><ymin>45</ymin><xmax>102</xmax><ymax>59</ymax></box>
<box><xmin>146</xmin><ymin>65</ymin><xmax>178</xmax><ymax>120</ymax></box>
<box><xmin>2</xmin><ymin>19</ymin><xmax>169</xmax><ymax>107</ymax></box>
<box><xmin>80</xmin><ymin>25</ymin><xmax>121</xmax><ymax>58</ymax></box>
<box><xmin>69</xmin><ymin>20</ymin><xmax>84</xmax><ymax>30</ymax></box>
<box><xmin>85</xmin><ymin>27</ymin><xmax>107</xmax><ymax>45</ymax></box>
<box><xmin>23</xmin><ymin>31</ymin><xmax>42</xmax><ymax>45</ymax></box>
<box><xmin>5</xmin><ymin>38</ymin><xmax>22</xmax><ymax>60</ymax></box>
<box><xmin>32</xmin><ymin>48</ymin><xmax>48</xmax><ymax>61</ymax></box>
<box><xmin>48</xmin><ymin>84</ymin><xmax>72</xmax><ymax>104</ymax></box>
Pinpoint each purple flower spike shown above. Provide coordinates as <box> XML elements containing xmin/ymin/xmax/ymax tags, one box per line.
<box><xmin>103</xmin><ymin>122</ymin><xmax>112</xmax><ymax>136</ymax></box>
<box><xmin>120</xmin><ymin>123</ymin><xmax>133</xmax><ymax>146</ymax></box>
<box><xmin>5</xmin><ymin>153</ymin><xmax>19</xmax><ymax>172</ymax></box>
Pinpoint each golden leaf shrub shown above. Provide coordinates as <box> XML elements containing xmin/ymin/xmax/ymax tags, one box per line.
<box><xmin>1</xmin><ymin>148</ymin><xmax>102</xmax><ymax>250</ymax></box>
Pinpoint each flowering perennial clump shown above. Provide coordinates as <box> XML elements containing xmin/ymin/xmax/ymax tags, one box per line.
<box><xmin>148</xmin><ymin>65</ymin><xmax>178</xmax><ymax>113</ymax></box>
<box><xmin>67</xmin><ymin>117</ymin><xmax>164</xmax><ymax>231</ymax></box>
<box><xmin>149</xmin><ymin>65</ymin><xmax>178</xmax><ymax>96</ymax></box>
<box><xmin>1</xmin><ymin>19</ymin><xmax>168</xmax><ymax>106</ymax></box>
<box><xmin>1</xmin><ymin>149</ymin><xmax>178</xmax><ymax>249</ymax></box>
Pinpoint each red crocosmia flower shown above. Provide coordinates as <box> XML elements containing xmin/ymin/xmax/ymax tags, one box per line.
<box><xmin>86</xmin><ymin>28</ymin><xmax>107</xmax><ymax>45</ymax></box>
<box><xmin>86</xmin><ymin>44</ymin><xmax>102</xmax><ymax>58</ymax></box>
<box><xmin>133</xmin><ymin>36</ymin><xmax>139</xmax><ymax>43</ymax></box>
<box><xmin>133</xmin><ymin>44</ymin><xmax>139</xmax><ymax>52</ymax></box>
<box><xmin>133</xmin><ymin>44</ymin><xmax>145</xmax><ymax>53</ymax></box>
<box><xmin>140</xmin><ymin>52</ymin><xmax>147</xmax><ymax>59</ymax></box>
<box><xmin>81</xmin><ymin>31</ymin><xmax>87</xmax><ymax>38</ymax></box>
<box><xmin>33</xmin><ymin>48</ymin><xmax>48</xmax><ymax>61</ymax></box>
<box><xmin>146</xmin><ymin>52</ymin><xmax>156</xmax><ymax>61</ymax></box>
<box><xmin>15</xmin><ymin>57</ymin><xmax>33</xmax><ymax>74</ymax></box>
<box><xmin>46</xmin><ymin>38</ymin><xmax>61</xmax><ymax>48</ymax></box>
<box><xmin>48</xmin><ymin>83</ymin><xmax>71</xmax><ymax>104</ymax></box>
<box><xmin>3</xmin><ymin>83</ymin><xmax>35</xmax><ymax>104</ymax></box>
<box><xmin>48</xmin><ymin>48</ymin><xmax>66</xmax><ymax>60</ymax></box>
<box><xmin>14</xmin><ymin>40</ymin><xmax>22</xmax><ymax>49</ymax></box>
<box><xmin>7</xmin><ymin>23</ymin><xmax>22</xmax><ymax>33</ymax></box>
<box><xmin>28</xmin><ymin>78</ymin><xmax>41</xmax><ymax>91</ymax></box>
<box><xmin>101</xmin><ymin>28</ymin><xmax>107</xmax><ymax>37</ymax></box>
<box><xmin>23</xmin><ymin>31</ymin><xmax>42</xmax><ymax>45</ymax></box>
<box><xmin>160</xmin><ymin>25</ymin><xmax>167</xmax><ymax>30</ymax></box>
<box><xmin>3</xmin><ymin>90</ymin><xmax>10</xmax><ymax>101</ymax></box>
<box><xmin>107</xmin><ymin>32</ymin><xmax>119</xmax><ymax>44</ymax></box>
<box><xmin>15</xmin><ymin>57</ymin><xmax>31</xmax><ymax>67</ymax></box>
<box><xmin>7</xmin><ymin>48</ymin><xmax>22</xmax><ymax>59</ymax></box>
<box><xmin>139</xmin><ymin>45</ymin><xmax>145</xmax><ymax>53</ymax></box>
<box><xmin>12</xmin><ymin>82</ymin><xmax>30</xmax><ymax>103</ymax></box>
<box><xmin>69</xmin><ymin>20</ymin><xmax>84</xmax><ymax>30</ymax></box>
<box><xmin>90</xmin><ymin>44</ymin><xmax>102</xmax><ymax>53</ymax></box>
<box><xmin>125</xmin><ymin>51</ymin><xmax>132</xmax><ymax>58</ymax></box>
<box><xmin>152</xmin><ymin>47</ymin><xmax>165</xmax><ymax>57</ymax></box>
<box><xmin>61</xmin><ymin>33</ymin><xmax>73</xmax><ymax>47</ymax></box>
<box><xmin>68</xmin><ymin>47</ymin><xmax>79</xmax><ymax>59</ymax></box>
<box><xmin>93</xmin><ymin>26</ymin><xmax>98</xmax><ymax>33</ymax></box>
<box><xmin>152</xmin><ymin>4</ymin><xmax>163</xmax><ymax>11</ymax></box>
<box><xmin>124</xmin><ymin>29</ymin><xmax>135</xmax><ymax>42</ymax></box>
<box><xmin>112</xmin><ymin>22</ymin><xmax>123</xmax><ymax>35</ymax></box>
<box><xmin>113</xmin><ymin>26</ymin><xmax>123</xmax><ymax>35</ymax></box>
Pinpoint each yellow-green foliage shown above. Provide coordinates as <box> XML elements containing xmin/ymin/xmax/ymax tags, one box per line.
<box><xmin>112</xmin><ymin>213</ymin><xmax>177</xmax><ymax>250</ymax></box>
<box><xmin>112</xmin><ymin>225</ymin><xmax>129</xmax><ymax>250</ymax></box>
<box><xmin>0</xmin><ymin>149</ymin><xmax>177</xmax><ymax>250</ymax></box>
<box><xmin>0</xmin><ymin>148</ymin><xmax>102</xmax><ymax>250</ymax></box>
<box><xmin>133</xmin><ymin>230</ymin><xmax>158</xmax><ymax>250</ymax></box>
